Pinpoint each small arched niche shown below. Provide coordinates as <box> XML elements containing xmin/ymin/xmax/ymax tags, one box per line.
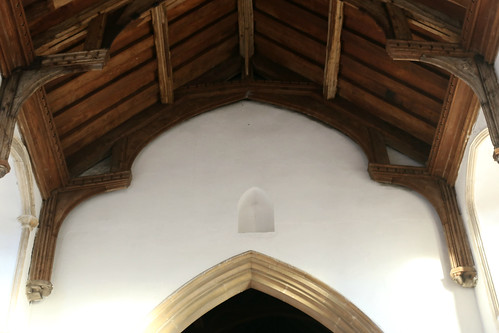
<box><xmin>237</xmin><ymin>187</ymin><xmax>274</xmax><ymax>233</ymax></box>
<box><xmin>145</xmin><ymin>251</ymin><xmax>382</xmax><ymax>333</ymax></box>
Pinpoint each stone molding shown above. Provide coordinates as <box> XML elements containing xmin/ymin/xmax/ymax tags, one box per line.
<box><xmin>145</xmin><ymin>251</ymin><xmax>382</xmax><ymax>333</ymax></box>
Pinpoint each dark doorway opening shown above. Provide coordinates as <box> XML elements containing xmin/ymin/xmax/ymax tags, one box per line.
<box><xmin>183</xmin><ymin>288</ymin><xmax>333</xmax><ymax>333</ymax></box>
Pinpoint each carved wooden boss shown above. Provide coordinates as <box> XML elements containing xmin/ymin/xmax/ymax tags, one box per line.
<box><xmin>0</xmin><ymin>0</ymin><xmax>498</xmax><ymax>301</ymax></box>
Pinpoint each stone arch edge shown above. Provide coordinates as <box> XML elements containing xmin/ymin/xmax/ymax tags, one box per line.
<box><xmin>145</xmin><ymin>251</ymin><xmax>382</xmax><ymax>333</ymax></box>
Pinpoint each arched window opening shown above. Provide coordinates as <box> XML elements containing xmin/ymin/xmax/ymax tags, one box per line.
<box><xmin>238</xmin><ymin>187</ymin><xmax>274</xmax><ymax>233</ymax></box>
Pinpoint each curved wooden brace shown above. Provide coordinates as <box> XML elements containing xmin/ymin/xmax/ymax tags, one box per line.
<box><xmin>113</xmin><ymin>82</ymin><xmax>384</xmax><ymax>171</ymax></box>
<box><xmin>26</xmin><ymin>171</ymin><xmax>131</xmax><ymax>301</ymax></box>
<box><xmin>146</xmin><ymin>251</ymin><xmax>382</xmax><ymax>333</ymax></box>
<box><xmin>386</xmin><ymin>39</ymin><xmax>499</xmax><ymax>163</ymax></box>
<box><xmin>0</xmin><ymin>49</ymin><xmax>109</xmax><ymax>178</ymax></box>
<box><xmin>368</xmin><ymin>163</ymin><xmax>477</xmax><ymax>288</ymax></box>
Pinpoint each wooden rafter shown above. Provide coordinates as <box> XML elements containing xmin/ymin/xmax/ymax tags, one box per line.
<box><xmin>386</xmin><ymin>3</ymin><xmax>411</xmax><ymax>40</ymax></box>
<box><xmin>238</xmin><ymin>0</ymin><xmax>254</xmax><ymax>78</ymax></box>
<box><xmin>323</xmin><ymin>0</ymin><xmax>343</xmax><ymax>100</ymax></box>
<box><xmin>151</xmin><ymin>4</ymin><xmax>174</xmax><ymax>104</ymax></box>
<box><xmin>84</xmin><ymin>13</ymin><xmax>108</xmax><ymax>50</ymax></box>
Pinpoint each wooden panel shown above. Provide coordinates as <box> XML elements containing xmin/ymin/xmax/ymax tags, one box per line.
<box><xmin>168</xmin><ymin>0</ymin><xmax>236</xmax><ymax>47</ymax></box>
<box><xmin>252</xmin><ymin>54</ymin><xmax>309</xmax><ymax>82</ymax></box>
<box><xmin>173</xmin><ymin>36</ymin><xmax>239</xmax><ymax>88</ymax></box>
<box><xmin>254</xmin><ymin>11</ymin><xmax>326</xmax><ymax>65</ymax></box>
<box><xmin>55</xmin><ymin>60</ymin><xmax>157</xmax><ymax>137</ymax></box>
<box><xmin>342</xmin><ymin>29</ymin><xmax>448</xmax><ymax>100</ymax></box>
<box><xmin>340</xmin><ymin>55</ymin><xmax>441</xmax><ymax>125</ymax></box>
<box><xmin>338</xmin><ymin>78</ymin><xmax>435</xmax><ymax>144</ymax></box>
<box><xmin>48</xmin><ymin>36</ymin><xmax>154</xmax><ymax>111</ymax></box>
<box><xmin>288</xmin><ymin>0</ymin><xmax>329</xmax><ymax>19</ymax></box>
<box><xmin>62</xmin><ymin>83</ymin><xmax>159</xmax><ymax>156</ymax></box>
<box><xmin>167</xmin><ymin>0</ymin><xmax>206</xmax><ymax>22</ymax></box>
<box><xmin>343</xmin><ymin>3</ymin><xmax>386</xmax><ymax>45</ymax></box>
<box><xmin>255</xmin><ymin>34</ymin><xmax>323</xmax><ymax>84</ymax></box>
<box><xmin>170</xmin><ymin>13</ymin><xmax>238</xmax><ymax>69</ymax></box>
<box><xmin>255</xmin><ymin>0</ymin><xmax>328</xmax><ymax>43</ymax></box>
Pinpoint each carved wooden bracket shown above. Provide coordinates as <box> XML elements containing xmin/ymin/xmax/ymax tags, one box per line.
<box><xmin>27</xmin><ymin>171</ymin><xmax>131</xmax><ymax>301</ymax></box>
<box><xmin>368</xmin><ymin>163</ymin><xmax>477</xmax><ymax>287</ymax></box>
<box><xmin>387</xmin><ymin>39</ymin><xmax>499</xmax><ymax>163</ymax></box>
<box><xmin>0</xmin><ymin>49</ymin><xmax>108</xmax><ymax>178</ymax></box>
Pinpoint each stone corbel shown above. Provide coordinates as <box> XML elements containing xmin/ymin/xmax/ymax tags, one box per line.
<box><xmin>0</xmin><ymin>49</ymin><xmax>109</xmax><ymax>178</ymax></box>
<box><xmin>386</xmin><ymin>40</ymin><xmax>499</xmax><ymax>163</ymax></box>
<box><xmin>369</xmin><ymin>163</ymin><xmax>477</xmax><ymax>287</ymax></box>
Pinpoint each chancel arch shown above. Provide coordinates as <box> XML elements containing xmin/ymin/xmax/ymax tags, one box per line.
<box><xmin>145</xmin><ymin>251</ymin><xmax>382</xmax><ymax>333</ymax></box>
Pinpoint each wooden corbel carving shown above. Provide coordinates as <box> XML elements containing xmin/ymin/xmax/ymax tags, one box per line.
<box><xmin>386</xmin><ymin>40</ymin><xmax>499</xmax><ymax>163</ymax></box>
<box><xmin>27</xmin><ymin>171</ymin><xmax>131</xmax><ymax>301</ymax></box>
<box><xmin>368</xmin><ymin>163</ymin><xmax>477</xmax><ymax>287</ymax></box>
<box><xmin>0</xmin><ymin>49</ymin><xmax>108</xmax><ymax>178</ymax></box>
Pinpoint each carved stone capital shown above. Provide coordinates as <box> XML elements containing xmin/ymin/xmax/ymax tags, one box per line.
<box><xmin>26</xmin><ymin>280</ymin><xmax>53</xmax><ymax>302</ymax></box>
<box><xmin>450</xmin><ymin>266</ymin><xmax>478</xmax><ymax>288</ymax></box>
<box><xmin>17</xmin><ymin>214</ymin><xmax>39</xmax><ymax>230</ymax></box>
<box><xmin>0</xmin><ymin>159</ymin><xmax>10</xmax><ymax>178</ymax></box>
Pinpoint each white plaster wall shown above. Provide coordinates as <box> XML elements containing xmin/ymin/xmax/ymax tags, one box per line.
<box><xmin>28</xmin><ymin>101</ymin><xmax>483</xmax><ymax>332</ymax></box>
<box><xmin>0</xmin><ymin>158</ymin><xmax>22</xmax><ymax>331</ymax></box>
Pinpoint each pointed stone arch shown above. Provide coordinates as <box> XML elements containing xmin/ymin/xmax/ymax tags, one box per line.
<box><xmin>145</xmin><ymin>251</ymin><xmax>382</xmax><ymax>333</ymax></box>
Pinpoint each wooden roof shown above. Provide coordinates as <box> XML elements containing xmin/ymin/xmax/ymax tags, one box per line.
<box><xmin>3</xmin><ymin>0</ymin><xmax>499</xmax><ymax>299</ymax></box>
<box><xmin>1</xmin><ymin>0</ymin><xmax>498</xmax><ymax>196</ymax></box>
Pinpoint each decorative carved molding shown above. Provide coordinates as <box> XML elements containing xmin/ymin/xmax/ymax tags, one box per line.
<box><xmin>427</xmin><ymin>77</ymin><xmax>479</xmax><ymax>183</ymax></box>
<box><xmin>323</xmin><ymin>0</ymin><xmax>343</xmax><ymax>99</ymax></box>
<box><xmin>146</xmin><ymin>251</ymin><xmax>382</xmax><ymax>333</ymax></box>
<box><xmin>0</xmin><ymin>49</ymin><xmax>108</xmax><ymax>178</ymax></box>
<box><xmin>368</xmin><ymin>163</ymin><xmax>477</xmax><ymax>287</ymax></box>
<box><xmin>386</xmin><ymin>40</ymin><xmax>499</xmax><ymax>164</ymax></box>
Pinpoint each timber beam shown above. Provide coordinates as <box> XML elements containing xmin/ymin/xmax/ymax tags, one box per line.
<box><xmin>151</xmin><ymin>4</ymin><xmax>174</xmax><ymax>104</ymax></box>
<box><xmin>369</xmin><ymin>163</ymin><xmax>477</xmax><ymax>287</ymax></box>
<box><xmin>323</xmin><ymin>0</ymin><xmax>343</xmax><ymax>99</ymax></box>
<box><xmin>27</xmin><ymin>171</ymin><xmax>132</xmax><ymax>301</ymax></box>
<box><xmin>237</xmin><ymin>0</ymin><xmax>254</xmax><ymax>79</ymax></box>
<box><xmin>0</xmin><ymin>50</ymin><xmax>108</xmax><ymax>178</ymax></box>
<box><xmin>379</xmin><ymin>0</ymin><xmax>461</xmax><ymax>42</ymax></box>
<box><xmin>387</xmin><ymin>39</ymin><xmax>499</xmax><ymax>163</ymax></box>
